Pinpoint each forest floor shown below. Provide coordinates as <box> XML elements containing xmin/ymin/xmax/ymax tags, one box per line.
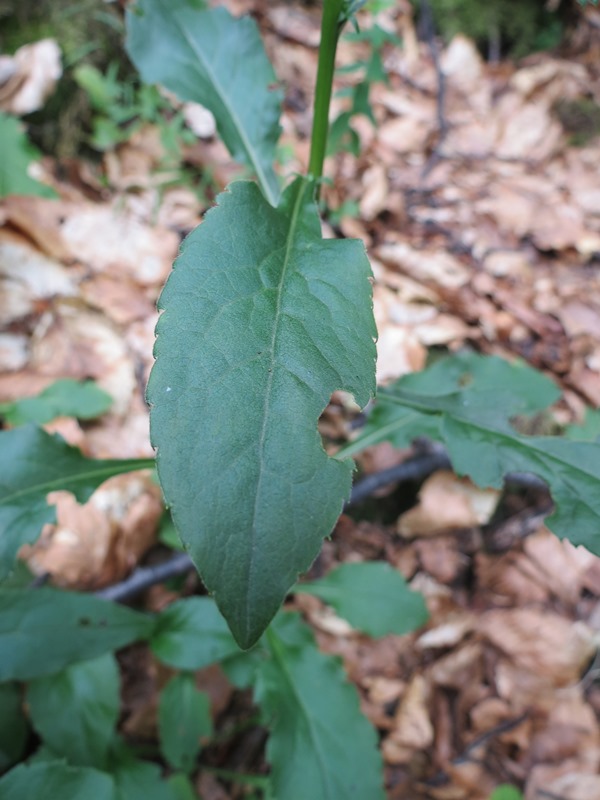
<box><xmin>2</xmin><ymin>1</ymin><xmax>600</xmax><ymax>798</ymax></box>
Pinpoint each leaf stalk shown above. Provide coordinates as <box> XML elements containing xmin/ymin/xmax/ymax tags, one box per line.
<box><xmin>308</xmin><ymin>0</ymin><xmax>345</xmax><ymax>190</ymax></box>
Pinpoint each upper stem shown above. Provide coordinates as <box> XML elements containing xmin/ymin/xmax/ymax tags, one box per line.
<box><xmin>308</xmin><ymin>0</ymin><xmax>345</xmax><ymax>187</ymax></box>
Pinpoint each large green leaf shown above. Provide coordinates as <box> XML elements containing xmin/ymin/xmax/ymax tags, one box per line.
<box><xmin>255</xmin><ymin>613</ymin><xmax>385</xmax><ymax>800</ymax></box>
<box><xmin>0</xmin><ymin>760</ymin><xmax>116</xmax><ymax>800</ymax></box>
<box><xmin>0</xmin><ymin>588</ymin><xmax>154</xmax><ymax>680</ymax></box>
<box><xmin>0</xmin><ymin>425</ymin><xmax>154</xmax><ymax>580</ymax></box>
<box><xmin>0</xmin><ymin>683</ymin><xmax>28</xmax><ymax>771</ymax></box>
<box><xmin>126</xmin><ymin>0</ymin><xmax>282</xmax><ymax>206</ymax></box>
<box><xmin>158</xmin><ymin>674</ymin><xmax>212</xmax><ymax>773</ymax></box>
<box><xmin>151</xmin><ymin>597</ymin><xmax>240</xmax><ymax>669</ymax></box>
<box><xmin>0</xmin><ymin>112</ymin><xmax>56</xmax><ymax>199</ymax></box>
<box><xmin>345</xmin><ymin>353</ymin><xmax>600</xmax><ymax>554</ymax></box>
<box><xmin>0</xmin><ymin>379</ymin><xmax>113</xmax><ymax>426</ymax></box>
<box><xmin>148</xmin><ymin>178</ymin><xmax>376</xmax><ymax>648</ymax></box>
<box><xmin>299</xmin><ymin>561</ymin><xmax>428</xmax><ymax>637</ymax></box>
<box><xmin>27</xmin><ymin>654</ymin><xmax>120</xmax><ymax>768</ymax></box>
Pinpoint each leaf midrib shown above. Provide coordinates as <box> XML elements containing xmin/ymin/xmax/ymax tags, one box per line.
<box><xmin>172</xmin><ymin>10</ymin><xmax>277</xmax><ymax>207</ymax></box>
<box><xmin>384</xmin><ymin>390</ymin><xmax>600</xmax><ymax>486</ymax></box>
<box><xmin>242</xmin><ymin>181</ymin><xmax>309</xmax><ymax>642</ymax></box>
<box><xmin>266</xmin><ymin>629</ymin><xmax>334</xmax><ymax>798</ymax></box>
<box><xmin>1</xmin><ymin>459</ymin><xmax>155</xmax><ymax>506</ymax></box>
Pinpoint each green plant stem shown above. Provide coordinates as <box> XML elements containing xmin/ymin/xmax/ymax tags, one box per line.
<box><xmin>308</xmin><ymin>0</ymin><xmax>345</xmax><ymax>189</ymax></box>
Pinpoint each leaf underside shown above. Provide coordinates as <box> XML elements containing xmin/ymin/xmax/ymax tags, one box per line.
<box><xmin>148</xmin><ymin>178</ymin><xmax>376</xmax><ymax>648</ymax></box>
<box><xmin>125</xmin><ymin>0</ymin><xmax>282</xmax><ymax>205</ymax></box>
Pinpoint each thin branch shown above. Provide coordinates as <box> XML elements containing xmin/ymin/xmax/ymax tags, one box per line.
<box><xmin>94</xmin><ymin>450</ymin><xmax>451</xmax><ymax>603</ymax></box>
<box><xmin>348</xmin><ymin>451</ymin><xmax>451</xmax><ymax>504</ymax></box>
<box><xmin>95</xmin><ymin>551</ymin><xmax>194</xmax><ymax>602</ymax></box>
<box><xmin>426</xmin><ymin>713</ymin><xmax>529</xmax><ymax>787</ymax></box>
<box><xmin>94</xmin><ymin>446</ymin><xmax>551</xmax><ymax>604</ymax></box>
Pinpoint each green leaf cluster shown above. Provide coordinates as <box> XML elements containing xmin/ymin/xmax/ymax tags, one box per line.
<box><xmin>0</xmin><ymin>379</ymin><xmax>112</xmax><ymax>427</ymax></box>
<box><xmin>0</xmin><ymin>559</ymin><xmax>424</xmax><ymax>797</ymax></box>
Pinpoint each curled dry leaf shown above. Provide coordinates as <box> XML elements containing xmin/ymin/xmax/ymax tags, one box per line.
<box><xmin>0</xmin><ymin>230</ymin><xmax>77</xmax><ymax>326</ymax></box>
<box><xmin>479</xmin><ymin>609</ymin><xmax>596</xmax><ymax>688</ymax></box>
<box><xmin>360</xmin><ymin>165</ymin><xmax>389</xmax><ymax>222</ymax></box>
<box><xmin>183</xmin><ymin>102</ymin><xmax>216</xmax><ymax>139</ymax></box>
<box><xmin>59</xmin><ymin>203</ymin><xmax>179</xmax><ymax>286</ymax></box>
<box><xmin>417</xmin><ymin>613</ymin><xmax>475</xmax><ymax>650</ymax></box>
<box><xmin>377</xmin><ymin>242</ymin><xmax>471</xmax><ymax>290</ymax></box>
<box><xmin>383</xmin><ymin>674</ymin><xmax>433</xmax><ymax>764</ymax></box>
<box><xmin>0</xmin><ymin>332</ymin><xmax>29</xmax><ymax>372</ymax></box>
<box><xmin>429</xmin><ymin>642</ymin><xmax>483</xmax><ymax>690</ymax></box>
<box><xmin>24</xmin><ymin>473</ymin><xmax>163</xmax><ymax>589</ymax></box>
<box><xmin>397</xmin><ymin>471</ymin><xmax>499</xmax><ymax>538</ymax></box>
<box><xmin>440</xmin><ymin>35</ymin><xmax>485</xmax><ymax>97</ymax></box>
<box><xmin>0</xmin><ymin>39</ymin><xmax>62</xmax><ymax>115</ymax></box>
<box><xmin>28</xmin><ymin>298</ymin><xmax>137</xmax><ymax>418</ymax></box>
<box><xmin>540</xmin><ymin>773</ymin><xmax>600</xmax><ymax>800</ymax></box>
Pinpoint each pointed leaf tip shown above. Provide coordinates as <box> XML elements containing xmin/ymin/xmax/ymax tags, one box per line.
<box><xmin>149</xmin><ymin>177</ymin><xmax>376</xmax><ymax>647</ymax></box>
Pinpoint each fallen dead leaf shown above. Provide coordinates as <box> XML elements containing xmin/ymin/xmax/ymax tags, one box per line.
<box><xmin>28</xmin><ymin>298</ymin><xmax>137</xmax><ymax>418</ymax></box>
<box><xmin>0</xmin><ymin>229</ymin><xmax>77</xmax><ymax>325</ymax></box>
<box><xmin>384</xmin><ymin>674</ymin><xmax>434</xmax><ymax>761</ymax></box>
<box><xmin>24</xmin><ymin>473</ymin><xmax>162</xmax><ymax>589</ymax></box>
<box><xmin>0</xmin><ymin>39</ymin><xmax>62</xmax><ymax>115</ymax></box>
<box><xmin>479</xmin><ymin>609</ymin><xmax>596</xmax><ymax>687</ymax></box>
<box><xmin>398</xmin><ymin>472</ymin><xmax>499</xmax><ymax>538</ymax></box>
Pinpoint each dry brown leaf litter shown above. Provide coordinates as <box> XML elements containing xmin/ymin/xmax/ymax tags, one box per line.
<box><xmin>2</xmin><ymin>3</ymin><xmax>600</xmax><ymax>797</ymax></box>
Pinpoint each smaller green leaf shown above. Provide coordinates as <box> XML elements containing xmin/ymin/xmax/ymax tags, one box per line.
<box><xmin>565</xmin><ymin>408</ymin><xmax>600</xmax><ymax>441</ymax></box>
<box><xmin>73</xmin><ymin>64</ymin><xmax>121</xmax><ymax>112</ymax></box>
<box><xmin>0</xmin><ymin>379</ymin><xmax>113</xmax><ymax>426</ymax></box>
<box><xmin>0</xmin><ymin>588</ymin><xmax>154</xmax><ymax>681</ymax></box>
<box><xmin>27</xmin><ymin>654</ymin><xmax>120</xmax><ymax>768</ymax></box>
<box><xmin>167</xmin><ymin>773</ymin><xmax>197</xmax><ymax>800</ymax></box>
<box><xmin>489</xmin><ymin>786</ymin><xmax>523</xmax><ymax>800</ymax></box>
<box><xmin>151</xmin><ymin>597</ymin><xmax>241</xmax><ymax>669</ymax></box>
<box><xmin>0</xmin><ymin>112</ymin><xmax>56</xmax><ymax>199</ymax></box>
<box><xmin>0</xmin><ymin>760</ymin><xmax>115</xmax><ymax>800</ymax></box>
<box><xmin>221</xmin><ymin>648</ymin><xmax>265</xmax><ymax>689</ymax></box>
<box><xmin>0</xmin><ymin>425</ymin><xmax>154</xmax><ymax>579</ymax></box>
<box><xmin>299</xmin><ymin>561</ymin><xmax>428</xmax><ymax>637</ymax></box>
<box><xmin>255</xmin><ymin>613</ymin><xmax>385</xmax><ymax>800</ymax></box>
<box><xmin>339</xmin><ymin>351</ymin><xmax>558</xmax><ymax>458</ymax></box>
<box><xmin>158</xmin><ymin>674</ymin><xmax>212</xmax><ymax>773</ymax></box>
<box><xmin>158</xmin><ymin>513</ymin><xmax>185</xmax><ymax>551</ymax></box>
<box><xmin>0</xmin><ymin>683</ymin><xmax>28</xmax><ymax>771</ymax></box>
<box><xmin>113</xmin><ymin>758</ymin><xmax>177</xmax><ymax>800</ymax></box>
<box><xmin>126</xmin><ymin>1</ymin><xmax>282</xmax><ymax>205</ymax></box>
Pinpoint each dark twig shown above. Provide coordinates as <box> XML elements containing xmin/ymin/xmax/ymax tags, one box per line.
<box><xmin>425</xmin><ymin>712</ymin><xmax>529</xmax><ymax>787</ymax></box>
<box><xmin>94</xmin><ymin>450</ymin><xmax>452</xmax><ymax>604</ymax></box>
<box><xmin>94</xmin><ymin>444</ymin><xmax>551</xmax><ymax>604</ymax></box>
<box><xmin>95</xmin><ymin>551</ymin><xmax>194</xmax><ymax>602</ymax></box>
<box><xmin>348</xmin><ymin>451</ymin><xmax>451</xmax><ymax>504</ymax></box>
